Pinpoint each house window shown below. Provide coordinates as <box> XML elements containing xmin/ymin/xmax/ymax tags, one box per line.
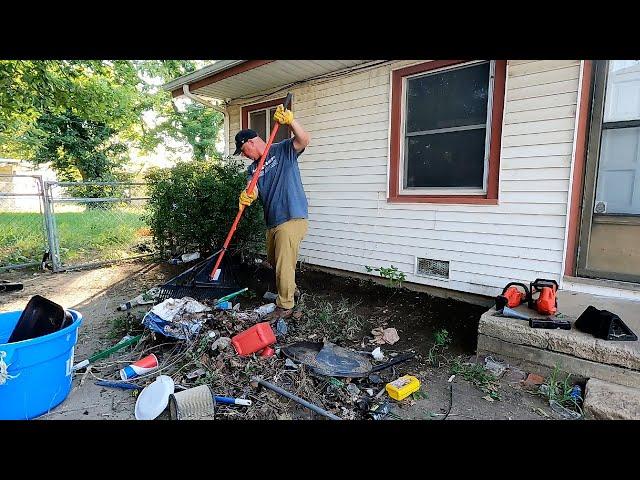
<box><xmin>389</xmin><ymin>60</ymin><xmax>507</xmax><ymax>204</ymax></box>
<box><xmin>594</xmin><ymin>60</ymin><xmax>640</xmax><ymax>215</ymax></box>
<box><xmin>241</xmin><ymin>97</ymin><xmax>291</xmax><ymax>146</ymax></box>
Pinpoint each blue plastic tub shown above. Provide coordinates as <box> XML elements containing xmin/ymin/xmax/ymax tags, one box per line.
<box><xmin>0</xmin><ymin>309</ymin><xmax>82</xmax><ymax>420</ymax></box>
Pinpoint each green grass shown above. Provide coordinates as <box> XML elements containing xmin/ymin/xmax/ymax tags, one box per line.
<box><xmin>1</xmin><ymin>207</ymin><xmax>152</xmax><ymax>266</ymax></box>
<box><xmin>0</xmin><ymin>211</ymin><xmax>47</xmax><ymax>264</ymax></box>
<box><xmin>451</xmin><ymin>357</ymin><xmax>501</xmax><ymax>400</ymax></box>
<box><xmin>540</xmin><ymin>365</ymin><xmax>583</xmax><ymax>414</ymax></box>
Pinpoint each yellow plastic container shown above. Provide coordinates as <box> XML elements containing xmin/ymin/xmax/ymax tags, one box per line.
<box><xmin>385</xmin><ymin>375</ymin><xmax>421</xmax><ymax>401</ymax></box>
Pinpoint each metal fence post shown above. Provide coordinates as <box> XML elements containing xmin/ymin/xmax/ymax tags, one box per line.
<box><xmin>42</xmin><ymin>180</ymin><xmax>61</xmax><ymax>272</ymax></box>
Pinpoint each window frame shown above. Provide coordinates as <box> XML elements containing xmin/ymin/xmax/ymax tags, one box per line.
<box><xmin>241</xmin><ymin>96</ymin><xmax>291</xmax><ymax>144</ymax></box>
<box><xmin>388</xmin><ymin>60</ymin><xmax>507</xmax><ymax>204</ymax></box>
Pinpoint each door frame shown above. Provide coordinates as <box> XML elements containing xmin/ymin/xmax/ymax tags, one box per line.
<box><xmin>576</xmin><ymin>60</ymin><xmax>640</xmax><ymax>283</ymax></box>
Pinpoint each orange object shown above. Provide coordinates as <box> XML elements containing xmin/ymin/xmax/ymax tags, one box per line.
<box><xmin>495</xmin><ymin>282</ymin><xmax>529</xmax><ymax>310</ymax></box>
<box><xmin>231</xmin><ymin>322</ymin><xmax>276</xmax><ymax>356</ymax></box>
<box><xmin>260</xmin><ymin>346</ymin><xmax>275</xmax><ymax>357</ymax></box>
<box><xmin>528</xmin><ymin>279</ymin><xmax>559</xmax><ymax>315</ymax></box>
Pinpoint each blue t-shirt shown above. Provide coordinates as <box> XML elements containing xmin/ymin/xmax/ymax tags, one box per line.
<box><xmin>247</xmin><ymin>138</ymin><xmax>308</xmax><ymax>229</ymax></box>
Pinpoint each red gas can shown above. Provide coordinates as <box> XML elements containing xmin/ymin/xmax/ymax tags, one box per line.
<box><xmin>232</xmin><ymin>322</ymin><xmax>276</xmax><ymax>356</ymax></box>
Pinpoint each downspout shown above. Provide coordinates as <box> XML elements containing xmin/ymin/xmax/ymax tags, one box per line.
<box><xmin>180</xmin><ymin>84</ymin><xmax>230</xmax><ymax>157</ymax></box>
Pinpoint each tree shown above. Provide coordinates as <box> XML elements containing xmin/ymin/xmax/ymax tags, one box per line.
<box><xmin>22</xmin><ymin>109</ymin><xmax>128</xmax><ymax>182</ymax></box>
<box><xmin>134</xmin><ymin>60</ymin><xmax>224</xmax><ymax>161</ymax></box>
<box><xmin>0</xmin><ymin>60</ymin><xmax>149</xmax><ymax>162</ymax></box>
<box><xmin>0</xmin><ymin>60</ymin><xmax>223</xmax><ymax>180</ymax></box>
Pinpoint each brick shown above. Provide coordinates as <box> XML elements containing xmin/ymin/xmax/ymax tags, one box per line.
<box><xmin>522</xmin><ymin>373</ymin><xmax>545</xmax><ymax>389</ymax></box>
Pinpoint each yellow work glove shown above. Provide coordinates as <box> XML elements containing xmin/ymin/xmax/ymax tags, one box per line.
<box><xmin>273</xmin><ymin>104</ymin><xmax>294</xmax><ymax>125</ymax></box>
<box><xmin>238</xmin><ymin>188</ymin><xmax>258</xmax><ymax>209</ymax></box>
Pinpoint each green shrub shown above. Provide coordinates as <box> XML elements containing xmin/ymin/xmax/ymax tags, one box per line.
<box><xmin>144</xmin><ymin>157</ymin><xmax>266</xmax><ymax>257</ymax></box>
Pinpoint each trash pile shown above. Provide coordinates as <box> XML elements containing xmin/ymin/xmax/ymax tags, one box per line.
<box><xmin>75</xmin><ymin>288</ymin><xmax>422</xmax><ymax>421</ymax></box>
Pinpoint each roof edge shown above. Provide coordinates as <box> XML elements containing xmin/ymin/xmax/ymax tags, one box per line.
<box><xmin>162</xmin><ymin>60</ymin><xmax>246</xmax><ymax>92</ymax></box>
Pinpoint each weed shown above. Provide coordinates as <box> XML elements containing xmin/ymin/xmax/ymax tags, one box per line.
<box><xmin>365</xmin><ymin>265</ymin><xmax>406</xmax><ymax>288</ymax></box>
<box><xmin>427</xmin><ymin>328</ymin><xmax>451</xmax><ymax>366</ymax></box>
<box><xmin>109</xmin><ymin>312</ymin><xmax>144</xmax><ymax>340</ymax></box>
<box><xmin>297</xmin><ymin>294</ymin><xmax>363</xmax><ymax>343</ymax></box>
<box><xmin>411</xmin><ymin>388</ymin><xmax>429</xmax><ymax>400</ymax></box>
<box><xmin>451</xmin><ymin>357</ymin><xmax>501</xmax><ymax>400</ymax></box>
<box><xmin>540</xmin><ymin>365</ymin><xmax>583</xmax><ymax>414</ymax></box>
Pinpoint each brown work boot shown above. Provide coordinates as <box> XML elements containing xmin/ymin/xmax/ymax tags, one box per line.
<box><xmin>264</xmin><ymin>306</ymin><xmax>293</xmax><ymax>323</ymax></box>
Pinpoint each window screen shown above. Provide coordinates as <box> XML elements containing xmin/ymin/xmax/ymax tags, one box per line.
<box><xmin>403</xmin><ymin>62</ymin><xmax>491</xmax><ymax>190</ymax></box>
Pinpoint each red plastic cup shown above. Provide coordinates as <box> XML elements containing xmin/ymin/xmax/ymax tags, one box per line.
<box><xmin>120</xmin><ymin>353</ymin><xmax>159</xmax><ymax>380</ymax></box>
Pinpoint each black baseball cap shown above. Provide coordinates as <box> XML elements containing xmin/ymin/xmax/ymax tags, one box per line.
<box><xmin>233</xmin><ymin>129</ymin><xmax>258</xmax><ymax>155</ymax></box>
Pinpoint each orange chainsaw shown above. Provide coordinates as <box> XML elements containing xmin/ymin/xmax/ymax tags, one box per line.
<box><xmin>528</xmin><ymin>279</ymin><xmax>559</xmax><ymax>316</ymax></box>
<box><xmin>495</xmin><ymin>282</ymin><xmax>530</xmax><ymax>310</ymax></box>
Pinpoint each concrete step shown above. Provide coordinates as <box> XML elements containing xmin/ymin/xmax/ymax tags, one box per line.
<box><xmin>584</xmin><ymin>378</ymin><xmax>640</xmax><ymax>420</ymax></box>
<box><xmin>478</xmin><ymin>289</ymin><xmax>640</xmax><ymax>389</ymax></box>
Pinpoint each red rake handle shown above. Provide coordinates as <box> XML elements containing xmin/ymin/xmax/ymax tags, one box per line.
<box><xmin>209</xmin><ymin>93</ymin><xmax>293</xmax><ymax>281</ymax></box>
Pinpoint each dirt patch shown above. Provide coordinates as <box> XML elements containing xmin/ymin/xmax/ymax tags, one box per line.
<box><xmin>1</xmin><ymin>259</ymin><xmax>558</xmax><ymax>420</ymax></box>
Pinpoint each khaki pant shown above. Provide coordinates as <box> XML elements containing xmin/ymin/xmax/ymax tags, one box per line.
<box><xmin>266</xmin><ymin>218</ymin><xmax>308</xmax><ymax>309</ymax></box>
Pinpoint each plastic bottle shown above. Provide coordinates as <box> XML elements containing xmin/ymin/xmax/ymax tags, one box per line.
<box><xmin>570</xmin><ymin>385</ymin><xmax>583</xmax><ymax>402</ymax></box>
<box><xmin>254</xmin><ymin>303</ymin><xmax>276</xmax><ymax>317</ymax></box>
<box><xmin>181</xmin><ymin>252</ymin><xmax>200</xmax><ymax>262</ymax></box>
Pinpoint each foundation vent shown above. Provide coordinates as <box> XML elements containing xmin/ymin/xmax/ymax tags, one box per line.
<box><xmin>416</xmin><ymin>257</ymin><xmax>449</xmax><ymax>279</ymax></box>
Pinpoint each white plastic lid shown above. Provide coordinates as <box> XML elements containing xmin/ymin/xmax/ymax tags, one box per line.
<box><xmin>135</xmin><ymin>375</ymin><xmax>175</xmax><ymax>420</ymax></box>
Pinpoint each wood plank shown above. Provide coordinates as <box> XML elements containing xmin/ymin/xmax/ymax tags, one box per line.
<box><xmin>507</xmin><ymin>79</ymin><xmax>579</xmax><ymax>101</ymax></box>
<box><xmin>501</xmin><ymin>143</ymin><xmax>574</xmax><ymax>158</ymax></box>
<box><xmin>500</xmin><ymin>191</ymin><xmax>568</xmax><ymax>204</ymax></box>
<box><xmin>501</xmin><ymin>156</ymin><xmax>571</xmax><ymax>170</ymax></box>
<box><xmin>304</xmin><ymin>138</ymin><xmax>388</xmax><ymax>155</ymax></box>
<box><xmin>505</xmin><ymin>92</ymin><xmax>577</xmax><ymax>113</ymax></box>
<box><xmin>508</xmin><ymin>60</ymin><xmax>579</xmax><ymax>77</ymax></box>
<box><xmin>503</xmin><ymin>104</ymin><xmax>577</xmax><ymax>124</ymax></box>
<box><xmin>302</xmin><ymin>236</ymin><xmax>563</xmax><ymax>270</ymax></box>
<box><xmin>500</xmin><ymin>179</ymin><xmax>569</xmax><ymax>192</ymax></box>
<box><xmin>305</xmin><ymin>229</ymin><xmax>565</xmax><ymax>262</ymax></box>
<box><xmin>500</xmin><ymin>167</ymin><xmax>571</xmax><ymax>180</ymax></box>
<box><xmin>310</xmin><ymin>125</ymin><xmax>388</xmax><ymax>143</ymax></box>
<box><xmin>302</xmin><ymin>165</ymin><xmax>387</xmax><ymax>177</ymax></box>
<box><xmin>306</xmin><ymin>218</ymin><xmax>566</xmax><ymax>250</ymax></box>
<box><xmin>502</xmin><ymin>117</ymin><xmax>576</xmax><ymax>136</ymax></box>
<box><xmin>507</xmin><ymin>65</ymin><xmax>581</xmax><ymax>89</ymax></box>
<box><xmin>502</xmin><ymin>130</ymin><xmax>575</xmax><ymax>147</ymax></box>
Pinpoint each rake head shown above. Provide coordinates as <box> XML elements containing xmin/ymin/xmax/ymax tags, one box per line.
<box><xmin>155</xmin><ymin>250</ymin><xmax>243</xmax><ymax>302</ymax></box>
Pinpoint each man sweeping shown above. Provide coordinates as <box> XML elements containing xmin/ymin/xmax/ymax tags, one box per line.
<box><xmin>234</xmin><ymin>103</ymin><xmax>310</xmax><ymax>320</ymax></box>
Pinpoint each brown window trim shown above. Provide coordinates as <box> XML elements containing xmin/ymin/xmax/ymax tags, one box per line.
<box><xmin>241</xmin><ymin>96</ymin><xmax>290</xmax><ymax>133</ymax></box>
<box><xmin>388</xmin><ymin>60</ymin><xmax>507</xmax><ymax>205</ymax></box>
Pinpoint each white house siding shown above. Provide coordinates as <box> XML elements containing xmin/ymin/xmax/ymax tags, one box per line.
<box><xmin>226</xmin><ymin>60</ymin><xmax>581</xmax><ymax>297</ymax></box>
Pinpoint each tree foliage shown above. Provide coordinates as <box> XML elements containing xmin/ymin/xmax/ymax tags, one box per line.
<box><xmin>0</xmin><ymin>59</ymin><xmax>223</xmax><ymax>180</ymax></box>
<box><xmin>145</xmin><ymin>157</ymin><xmax>266</xmax><ymax>257</ymax></box>
<box><xmin>135</xmin><ymin>60</ymin><xmax>224</xmax><ymax>161</ymax></box>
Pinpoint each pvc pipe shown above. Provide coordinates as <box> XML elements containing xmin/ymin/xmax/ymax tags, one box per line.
<box><xmin>251</xmin><ymin>377</ymin><xmax>341</xmax><ymax>420</ymax></box>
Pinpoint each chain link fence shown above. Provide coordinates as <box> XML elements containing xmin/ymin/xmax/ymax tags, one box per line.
<box><xmin>0</xmin><ymin>176</ymin><xmax>156</xmax><ymax>272</ymax></box>
<box><xmin>46</xmin><ymin>181</ymin><xmax>155</xmax><ymax>270</ymax></box>
<box><xmin>0</xmin><ymin>175</ymin><xmax>48</xmax><ymax>270</ymax></box>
